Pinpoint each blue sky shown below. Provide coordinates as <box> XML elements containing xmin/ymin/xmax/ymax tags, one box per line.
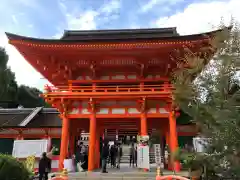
<box><xmin>0</xmin><ymin>0</ymin><xmax>239</xmax><ymax>90</ymax></box>
<box><xmin>0</xmin><ymin>0</ymin><xmax>197</xmax><ymax>38</ymax></box>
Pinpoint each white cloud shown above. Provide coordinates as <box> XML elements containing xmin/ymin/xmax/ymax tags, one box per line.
<box><xmin>100</xmin><ymin>0</ymin><xmax>121</xmax><ymax>15</ymax></box>
<box><xmin>65</xmin><ymin>10</ymin><xmax>99</xmax><ymax>30</ymax></box>
<box><xmin>62</xmin><ymin>0</ymin><xmax>121</xmax><ymax>31</ymax></box>
<box><xmin>155</xmin><ymin>0</ymin><xmax>240</xmax><ymax>35</ymax></box>
<box><xmin>140</xmin><ymin>0</ymin><xmax>184</xmax><ymax>13</ymax></box>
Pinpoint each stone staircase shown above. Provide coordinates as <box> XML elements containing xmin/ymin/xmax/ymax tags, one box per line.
<box><xmin>53</xmin><ymin>170</ymin><xmax>189</xmax><ymax>180</ymax></box>
<box><xmin>120</xmin><ymin>145</ymin><xmax>156</xmax><ymax>164</ymax></box>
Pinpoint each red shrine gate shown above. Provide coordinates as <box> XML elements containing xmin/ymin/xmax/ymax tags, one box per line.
<box><xmin>6</xmin><ymin>27</ymin><xmax>222</xmax><ymax>172</ymax></box>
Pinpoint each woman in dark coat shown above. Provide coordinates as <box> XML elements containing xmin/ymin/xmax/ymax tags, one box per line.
<box><xmin>39</xmin><ymin>152</ymin><xmax>51</xmax><ymax>180</ymax></box>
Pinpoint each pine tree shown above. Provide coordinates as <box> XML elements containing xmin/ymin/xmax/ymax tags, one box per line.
<box><xmin>173</xmin><ymin>21</ymin><xmax>240</xmax><ymax>178</ymax></box>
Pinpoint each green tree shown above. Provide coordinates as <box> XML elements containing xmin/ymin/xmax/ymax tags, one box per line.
<box><xmin>173</xmin><ymin>21</ymin><xmax>240</xmax><ymax>178</ymax></box>
<box><xmin>0</xmin><ymin>154</ymin><xmax>31</xmax><ymax>180</ymax></box>
<box><xmin>17</xmin><ymin>85</ymin><xmax>50</xmax><ymax>108</ymax></box>
<box><xmin>0</xmin><ymin>47</ymin><xmax>18</xmax><ymax>107</ymax></box>
<box><xmin>0</xmin><ymin>47</ymin><xmax>50</xmax><ymax>108</ymax></box>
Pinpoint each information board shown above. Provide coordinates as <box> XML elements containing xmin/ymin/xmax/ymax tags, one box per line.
<box><xmin>12</xmin><ymin>140</ymin><xmax>48</xmax><ymax>158</ymax></box>
<box><xmin>154</xmin><ymin>144</ymin><xmax>161</xmax><ymax>165</ymax></box>
<box><xmin>137</xmin><ymin>145</ymin><xmax>150</xmax><ymax>169</ymax></box>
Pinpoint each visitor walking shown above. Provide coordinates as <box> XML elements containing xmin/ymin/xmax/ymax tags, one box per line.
<box><xmin>116</xmin><ymin>143</ymin><xmax>122</xmax><ymax>169</ymax></box>
<box><xmin>101</xmin><ymin>142</ymin><xmax>109</xmax><ymax>173</ymax></box>
<box><xmin>134</xmin><ymin>146</ymin><xmax>138</xmax><ymax>167</ymax></box>
<box><xmin>80</xmin><ymin>142</ymin><xmax>88</xmax><ymax>171</ymax></box>
<box><xmin>38</xmin><ymin>152</ymin><xmax>51</xmax><ymax>180</ymax></box>
<box><xmin>75</xmin><ymin>141</ymin><xmax>82</xmax><ymax>172</ymax></box>
<box><xmin>129</xmin><ymin>143</ymin><xmax>136</xmax><ymax>167</ymax></box>
<box><xmin>110</xmin><ymin>144</ymin><xmax>117</xmax><ymax>167</ymax></box>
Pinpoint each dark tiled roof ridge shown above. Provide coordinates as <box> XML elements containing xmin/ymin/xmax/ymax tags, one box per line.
<box><xmin>62</xmin><ymin>27</ymin><xmax>178</xmax><ymax>36</ymax></box>
<box><xmin>5</xmin><ymin>26</ymin><xmax>231</xmax><ymax>43</ymax></box>
<box><xmin>0</xmin><ymin>108</ymin><xmax>58</xmax><ymax>114</ymax></box>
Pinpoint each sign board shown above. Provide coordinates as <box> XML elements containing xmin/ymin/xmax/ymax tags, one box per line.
<box><xmin>12</xmin><ymin>140</ymin><xmax>48</xmax><ymax>158</ymax></box>
<box><xmin>154</xmin><ymin>144</ymin><xmax>161</xmax><ymax>165</ymax></box>
<box><xmin>193</xmin><ymin>137</ymin><xmax>210</xmax><ymax>153</ymax></box>
<box><xmin>137</xmin><ymin>145</ymin><xmax>150</xmax><ymax>169</ymax></box>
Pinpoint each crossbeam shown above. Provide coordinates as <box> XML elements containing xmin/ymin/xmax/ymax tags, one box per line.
<box><xmin>43</xmin><ymin>84</ymin><xmax>173</xmax><ymax>100</ymax></box>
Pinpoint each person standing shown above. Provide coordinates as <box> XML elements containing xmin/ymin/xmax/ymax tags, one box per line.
<box><xmin>101</xmin><ymin>142</ymin><xmax>109</xmax><ymax>173</ymax></box>
<box><xmin>116</xmin><ymin>143</ymin><xmax>122</xmax><ymax>169</ymax></box>
<box><xmin>38</xmin><ymin>152</ymin><xmax>51</xmax><ymax>180</ymax></box>
<box><xmin>129</xmin><ymin>143</ymin><xmax>137</xmax><ymax>167</ymax></box>
<box><xmin>75</xmin><ymin>141</ymin><xmax>82</xmax><ymax>172</ymax></box>
<box><xmin>110</xmin><ymin>144</ymin><xmax>117</xmax><ymax>168</ymax></box>
<box><xmin>134</xmin><ymin>146</ymin><xmax>138</xmax><ymax>167</ymax></box>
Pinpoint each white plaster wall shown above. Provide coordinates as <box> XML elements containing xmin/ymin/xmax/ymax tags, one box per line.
<box><xmin>127</xmin><ymin>74</ymin><xmax>137</xmax><ymax>79</ymax></box>
<box><xmin>112</xmin><ymin>108</ymin><xmax>125</xmax><ymax>114</ymax></box>
<box><xmin>128</xmin><ymin>108</ymin><xmax>140</xmax><ymax>114</ymax></box>
<box><xmin>0</xmin><ymin>129</ymin><xmax>18</xmax><ymax>134</ymax></box>
<box><xmin>82</xmin><ymin>108</ymin><xmax>90</xmax><ymax>114</ymax></box>
<box><xmin>111</xmin><ymin>75</ymin><xmax>125</xmax><ymax>80</ymax></box>
<box><xmin>23</xmin><ymin>129</ymin><xmax>45</xmax><ymax>135</ymax></box>
<box><xmin>100</xmin><ymin>76</ymin><xmax>110</xmax><ymax>80</ymax></box>
<box><xmin>96</xmin><ymin>108</ymin><xmax>109</xmax><ymax>114</ymax></box>
<box><xmin>159</xmin><ymin>108</ymin><xmax>169</xmax><ymax>114</ymax></box>
<box><xmin>148</xmin><ymin>108</ymin><xmax>157</xmax><ymax>114</ymax></box>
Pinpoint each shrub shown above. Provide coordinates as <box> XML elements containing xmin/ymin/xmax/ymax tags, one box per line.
<box><xmin>0</xmin><ymin>154</ymin><xmax>31</xmax><ymax>180</ymax></box>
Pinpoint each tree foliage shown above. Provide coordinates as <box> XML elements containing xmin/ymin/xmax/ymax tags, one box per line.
<box><xmin>0</xmin><ymin>48</ymin><xmax>18</xmax><ymax>103</ymax></box>
<box><xmin>17</xmin><ymin>85</ymin><xmax>50</xmax><ymax>108</ymax></box>
<box><xmin>0</xmin><ymin>154</ymin><xmax>31</xmax><ymax>180</ymax></box>
<box><xmin>0</xmin><ymin>47</ymin><xmax>49</xmax><ymax>108</ymax></box>
<box><xmin>173</xmin><ymin>20</ymin><xmax>240</xmax><ymax>178</ymax></box>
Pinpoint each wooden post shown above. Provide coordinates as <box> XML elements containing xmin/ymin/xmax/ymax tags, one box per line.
<box><xmin>59</xmin><ymin>115</ymin><xmax>70</xmax><ymax>170</ymax></box>
<box><xmin>169</xmin><ymin>111</ymin><xmax>180</xmax><ymax>172</ymax></box>
<box><xmin>88</xmin><ymin>113</ymin><xmax>96</xmax><ymax>171</ymax></box>
<box><xmin>140</xmin><ymin>112</ymin><xmax>147</xmax><ymax>136</ymax></box>
<box><xmin>69</xmin><ymin>132</ymin><xmax>76</xmax><ymax>157</ymax></box>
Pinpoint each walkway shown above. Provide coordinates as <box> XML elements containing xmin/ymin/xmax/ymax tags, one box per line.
<box><xmin>52</xmin><ymin>164</ymin><xmax>189</xmax><ymax>180</ymax></box>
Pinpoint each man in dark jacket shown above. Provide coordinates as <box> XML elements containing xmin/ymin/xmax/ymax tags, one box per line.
<box><xmin>101</xmin><ymin>142</ymin><xmax>109</xmax><ymax>173</ymax></box>
<box><xmin>116</xmin><ymin>143</ymin><xmax>123</xmax><ymax>169</ymax></box>
<box><xmin>39</xmin><ymin>152</ymin><xmax>51</xmax><ymax>180</ymax></box>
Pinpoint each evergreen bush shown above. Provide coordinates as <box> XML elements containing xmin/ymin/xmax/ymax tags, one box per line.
<box><xmin>0</xmin><ymin>154</ymin><xmax>31</xmax><ymax>180</ymax></box>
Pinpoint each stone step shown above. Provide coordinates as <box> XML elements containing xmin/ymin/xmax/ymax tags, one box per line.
<box><xmin>55</xmin><ymin>171</ymin><xmax>189</xmax><ymax>180</ymax></box>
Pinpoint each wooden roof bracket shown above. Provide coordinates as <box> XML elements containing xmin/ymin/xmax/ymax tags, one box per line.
<box><xmin>90</xmin><ymin>61</ymin><xmax>96</xmax><ymax>79</ymax></box>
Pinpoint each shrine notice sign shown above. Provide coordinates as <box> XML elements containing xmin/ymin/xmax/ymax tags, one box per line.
<box><xmin>154</xmin><ymin>144</ymin><xmax>161</xmax><ymax>165</ymax></box>
<box><xmin>137</xmin><ymin>145</ymin><xmax>150</xmax><ymax>169</ymax></box>
<box><xmin>12</xmin><ymin>140</ymin><xmax>48</xmax><ymax>158</ymax></box>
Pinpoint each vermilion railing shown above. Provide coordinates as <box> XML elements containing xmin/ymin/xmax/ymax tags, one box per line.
<box><xmin>44</xmin><ymin>84</ymin><xmax>174</xmax><ymax>94</ymax></box>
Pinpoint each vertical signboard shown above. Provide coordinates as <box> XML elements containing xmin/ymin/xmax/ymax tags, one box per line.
<box><xmin>137</xmin><ymin>145</ymin><xmax>150</xmax><ymax>169</ymax></box>
<box><xmin>154</xmin><ymin>144</ymin><xmax>161</xmax><ymax>165</ymax></box>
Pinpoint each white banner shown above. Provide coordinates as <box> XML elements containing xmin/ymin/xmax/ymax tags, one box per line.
<box><xmin>64</xmin><ymin>159</ymin><xmax>74</xmax><ymax>172</ymax></box>
<box><xmin>137</xmin><ymin>145</ymin><xmax>150</xmax><ymax>169</ymax></box>
<box><xmin>154</xmin><ymin>144</ymin><xmax>161</xmax><ymax>165</ymax></box>
<box><xmin>12</xmin><ymin>140</ymin><xmax>48</xmax><ymax>158</ymax></box>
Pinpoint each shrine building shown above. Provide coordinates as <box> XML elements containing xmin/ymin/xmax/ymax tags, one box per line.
<box><xmin>4</xmin><ymin>27</ymin><xmax>225</xmax><ymax>172</ymax></box>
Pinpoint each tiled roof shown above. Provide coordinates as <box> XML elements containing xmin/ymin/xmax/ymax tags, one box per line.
<box><xmin>0</xmin><ymin>108</ymin><xmax>61</xmax><ymax>127</ymax></box>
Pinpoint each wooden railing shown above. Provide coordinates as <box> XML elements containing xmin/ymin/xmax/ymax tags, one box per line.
<box><xmin>44</xmin><ymin>84</ymin><xmax>173</xmax><ymax>94</ymax></box>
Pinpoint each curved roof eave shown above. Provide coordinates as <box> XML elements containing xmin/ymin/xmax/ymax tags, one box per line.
<box><xmin>5</xmin><ymin>26</ymin><xmax>232</xmax><ymax>44</ymax></box>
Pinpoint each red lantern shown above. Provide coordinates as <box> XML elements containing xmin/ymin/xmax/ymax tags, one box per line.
<box><xmin>175</xmin><ymin>106</ymin><xmax>180</xmax><ymax>111</ymax></box>
<box><xmin>176</xmin><ymin>111</ymin><xmax>180</xmax><ymax>117</ymax></box>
